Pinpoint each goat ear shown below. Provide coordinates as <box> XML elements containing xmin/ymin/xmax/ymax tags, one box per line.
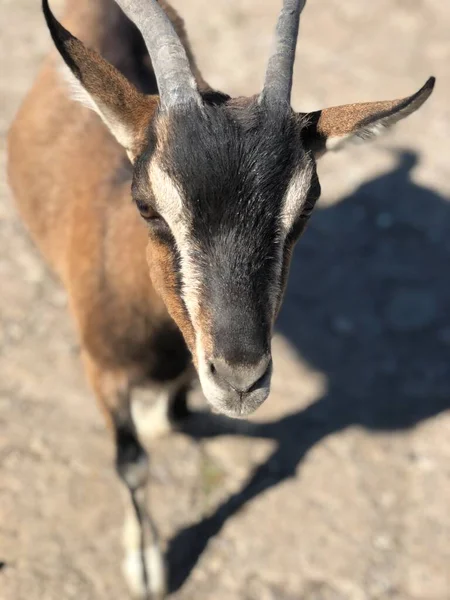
<box><xmin>43</xmin><ymin>0</ymin><xmax>156</xmax><ymax>158</ymax></box>
<box><xmin>300</xmin><ymin>77</ymin><xmax>435</xmax><ymax>157</ymax></box>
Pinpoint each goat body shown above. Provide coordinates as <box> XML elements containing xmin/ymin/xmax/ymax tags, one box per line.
<box><xmin>9</xmin><ymin>0</ymin><xmax>192</xmax><ymax>386</ymax></box>
<box><xmin>7</xmin><ymin>0</ymin><xmax>434</xmax><ymax>597</ymax></box>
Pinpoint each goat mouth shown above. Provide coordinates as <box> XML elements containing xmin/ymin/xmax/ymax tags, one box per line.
<box><xmin>215</xmin><ymin>395</ymin><xmax>270</xmax><ymax>419</ymax></box>
<box><xmin>207</xmin><ymin>381</ymin><xmax>272</xmax><ymax>420</ymax></box>
<box><xmin>198</xmin><ymin>355</ymin><xmax>273</xmax><ymax>419</ymax></box>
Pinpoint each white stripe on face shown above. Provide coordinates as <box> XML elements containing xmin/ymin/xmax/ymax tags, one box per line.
<box><xmin>148</xmin><ymin>161</ymin><xmax>203</xmax><ymax>330</ymax></box>
<box><xmin>280</xmin><ymin>162</ymin><xmax>314</xmax><ymax>234</ymax></box>
<box><xmin>149</xmin><ymin>160</ymin><xmax>313</xmax><ymax>356</ymax></box>
<box><xmin>148</xmin><ymin>161</ymin><xmax>184</xmax><ymax>225</ymax></box>
<box><xmin>266</xmin><ymin>163</ymin><xmax>314</xmax><ymax>311</ymax></box>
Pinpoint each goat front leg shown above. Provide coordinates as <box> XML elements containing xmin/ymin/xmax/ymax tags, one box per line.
<box><xmin>83</xmin><ymin>354</ymin><xmax>166</xmax><ymax>600</ymax></box>
<box><xmin>132</xmin><ymin>377</ymin><xmax>193</xmax><ymax>442</ymax></box>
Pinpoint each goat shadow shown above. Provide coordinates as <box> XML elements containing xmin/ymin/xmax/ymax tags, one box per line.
<box><xmin>167</xmin><ymin>150</ymin><xmax>450</xmax><ymax>592</ymax></box>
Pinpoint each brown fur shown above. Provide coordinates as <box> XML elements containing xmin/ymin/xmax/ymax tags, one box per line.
<box><xmin>8</xmin><ymin>0</ymin><xmax>434</xmax><ymax>432</ymax></box>
<box><xmin>8</xmin><ymin>0</ymin><xmax>200</xmax><ymax>401</ymax></box>
<box><xmin>146</xmin><ymin>233</ymin><xmax>196</xmax><ymax>357</ymax></box>
<box><xmin>315</xmin><ymin>99</ymin><xmax>413</xmax><ymax>141</ymax></box>
<box><xmin>8</xmin><ymin>0</ymin><xmax>433</xmax><ymax>398</ymax></box>
<box><xmin>7</xmin><ymin>2</ymin><xmax>434</xmax><ymax>595</ymax></box>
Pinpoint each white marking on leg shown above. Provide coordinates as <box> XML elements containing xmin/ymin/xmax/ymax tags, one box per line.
<box><xmin>122</xmin><ymin>450</ymin><xmax>149</xmax><ymax>491</ymax></box>
<box><xmin>123</xmin><ymin>545</ymin><xmax>166</xmax><ymax>599</ymax></box>
<box><xmin>123</xmin><ymin>499</ymin><xmax>167</xmax><ymax>598</ymax></box>
<box><xmin>132</xmin><ymin>391</ymin><xmax>172</xmax><ymax>440</ymax></box>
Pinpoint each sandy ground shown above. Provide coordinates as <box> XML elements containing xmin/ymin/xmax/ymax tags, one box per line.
<box><xmin>1</xmin><ymin>1</ymin><xmax>450</xmax><ymax>599</ymax></box>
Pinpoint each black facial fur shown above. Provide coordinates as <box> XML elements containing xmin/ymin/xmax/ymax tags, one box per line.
<box><xmin>137</xmin><ymin>99</ymin><xmax>317</xmax><ymax>363</ymax></box>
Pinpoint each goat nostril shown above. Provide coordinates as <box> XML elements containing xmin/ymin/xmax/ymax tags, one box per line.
<box><xmin>247</xmin><ymin>363</ymin><xmax>270</xmax><ymax>392</ymax></box>
<box><xmin>209</xmin><ymin>356</ymin><xmax>272</xmax><ymax>393</ymax></box>
<box><xmin>209</xmin><ymin>362</ymin><xmax>216</xmax><ymax>376</ymax></box>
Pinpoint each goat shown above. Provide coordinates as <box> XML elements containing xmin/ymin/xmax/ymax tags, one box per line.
<box><xmin>7</xmin><ymin>0</ymin><xmax>434</xmax><ymax>597</ymax></box>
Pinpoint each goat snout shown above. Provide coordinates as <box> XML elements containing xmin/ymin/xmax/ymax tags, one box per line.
<box><xmin>208</xmin><ymin>355</ymin><xmax>272</xmax><ymax>394</ymax></box>
<box><xmin>198</xmin><ymin>353</ymin><xmax>273</xmax><ymax>419</ymax></box>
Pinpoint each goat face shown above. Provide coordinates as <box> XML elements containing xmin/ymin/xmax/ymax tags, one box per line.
<box><xmin>42</xmin><ymin>0</ymin><xmax>434</xmax><ymax>417</ymax></box>
<box><xmin>132</xmin><ymin>99</ymin><xmax>320</xmax><ymax>416</ymax></box>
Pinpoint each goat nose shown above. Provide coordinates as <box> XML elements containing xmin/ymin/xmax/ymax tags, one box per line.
<box><xmin>209</xmin><ymin>355</ymin><xmax>272</xmax><ymax>393</ymax></box>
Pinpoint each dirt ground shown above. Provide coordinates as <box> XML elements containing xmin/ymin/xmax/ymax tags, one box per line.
<box><xmin>1</xmin><ymin>1</ymin><xmax>449</xmax><ymax>599</ymax></box>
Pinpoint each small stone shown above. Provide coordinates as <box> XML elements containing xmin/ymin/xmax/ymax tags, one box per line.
<box><xmin>50</xmin><ymin>289</ymin><xmax>68</xmax><ymax>308</ymax></box>
<box><xmin>379</xmin><ymin>357</ymin><xmax>398</xmax><ymax>374</ymax></box>
<box><xmin>20</xmin><ymin>255</ymin><xmax>44</xmax><ymax>284</ymax></box>
<box><xmin>331</xmin><ymin>315</ymin><xmax>354</xmax><ymax>335</ymax></box>
<box><xmin>438</xmin><ymin>328</ymin><xmax>450</xmax><ymax>345</ymax></box>
<box><xmin>314</xmin><ymin>205</ymin><xmax>366</xmax><ymax>235</ymax></box>
<box><xmin>373</xmin><ymin>533</ymin><xmax>393</xmax><ymax>550</ymax></box>
<box><xmin>416</xmin><ymin>454</ymin><xmax>436</xmax><ymax>472</ymax></box>
<box><xmin>7</xmin><ymin>322</ymin><xmax>23</xmax><ymax>341</ymax></box>
<box><xmin>386</xmin><ymin>288</ymin><xmax>437</xmax><ymax>332</ymax></box>
<box><xmin>380</xmin><ymin>491</ymin><xmax>396</xmax><ymax>508</ymax></box>
<box><xmin>376</xmin><ymin>212</ymin><xmax>394</xmax><ymax>229</ymax></box>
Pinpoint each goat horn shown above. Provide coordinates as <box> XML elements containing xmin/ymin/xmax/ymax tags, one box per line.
<box><xmin>114</xmin><ymin>0</ymin><xmax>201</xmax><ymax>109</ymax></box>
<box><xmin>261</xmin><ymin>0</ymin><xmax>307</xmax><ymax>106</ymax></box>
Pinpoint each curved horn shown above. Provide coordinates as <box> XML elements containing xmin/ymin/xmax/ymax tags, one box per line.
<box><xmin>261</xmin><ymin>0</ymin><xmax>306</xmax><ymax>106</ymax></box>
<box><xmin>114</xmin><ymin>0</ymin><xmax>201</xmax><ymax>109</ymax></box>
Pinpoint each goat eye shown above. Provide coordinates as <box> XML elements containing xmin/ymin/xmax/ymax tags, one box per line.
<box><xmin>135</xmin><ymin>199</ymin><xmax>164</xmax><ymax>223</ymax></box>
<box><xmin>135</xmin><ymin>198</ymin><xmax>154</xmax><ymax>219</ymax></box>
<box><xmin>135</xmin><ymin>199</ymin><xmax>170</xmax><ymax>235</ymax></box>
